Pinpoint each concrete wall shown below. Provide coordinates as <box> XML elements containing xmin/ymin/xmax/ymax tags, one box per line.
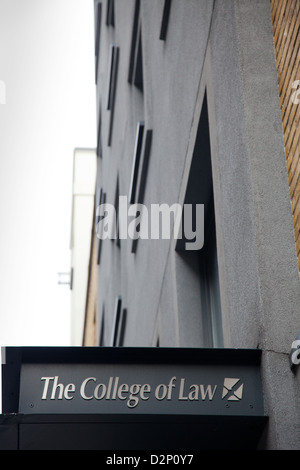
<box><xmin>95</xmin><ymin>0</ymin><xmax>300</xmax><ymax>449</ymax></box>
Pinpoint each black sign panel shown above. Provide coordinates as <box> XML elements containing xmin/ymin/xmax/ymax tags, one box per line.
<box><xmin>19</xmin><ymin>361</ymin><xmax>263</xmax><ymax>416</ymax></box>
<box><xmin>1</xmin><ymin>347</ymin><xmax>267</xmax><ymax>450</ymax></box>
<box><xmin>1</xmin><ymin>347</ymin><xmax>265</xmax><ymax>417</ymax></box>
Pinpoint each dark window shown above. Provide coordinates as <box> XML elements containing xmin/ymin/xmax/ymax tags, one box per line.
<box><xmin>114</xmin><ymin>175</ymin><xmax>120</xmax><ymax>246</ymax></box>
<box><xmin>176</xmin><ymin>92</ymin><xmax>223</xmax><ymax>347</ymax></box>
<box><xmin>128</xmin><ymin>0</ymin><xmax>143</xmax><ymax>91</ymax></box>
<box><xmin>96</xmin><ymin>104</ymin><xmax>102</xmax><ymax>158</ymax></box>
<box><xmin>106</xmin><ymin>45</ymin><xmax>119</xmax><ymax>111</ymax></box>
<box><xmin>69</xmin><ymin>268</ymin><xmax>74</xmax><ymax>290</ymax></box>
<box><xmin>111</xmin><ymin>297</ymin><xmax>127</xmax><ymax>346</ymax></box>
<box><xmin>97</xmin><ymin>189</ymin><xmax>106</xmax><ymax>265</ymax></box>
<box><xmin>106</xmin><ymin>0</ymin><xmax>115</xmax><ymax>27</ymax></box>
<box><xmin>199</xmin><ymin>210</ymin><xmax>223</xmax><ymax>347</ymax></box>
<box><xmin>95</xmin><ymin>2</ymin><xmax>102</xmax><ymax>83</ymax></box>
<box><xmin>95</xmin><ymin>186</ymin><xmax>103</xmax><ymax>233</ymax></box>
<box><xmin>134</xmin><ymin>129</ymin><xmax>152</xmax><ymax>207</ymax></box>
<box><xmin>159</xmin><ymin>0</ymin><xmax>172</xmax><ymax>40</ymax></box>
<box><xmin>133</xmin><ymin>27</ymin><xmax>143</xmax><ymax>91</ymax></box>
<box><xmin>128</xmin><ymin>0</ymin><xmax>140</xmax><ymax>82</ymax></box>
<box><xmin>131</xmin><ymin>129</ymin><xmax>153</xmax><ymax>254</ymax></box>
<box><xmin>99</xmin><ymin>305</ymin><xmax>105</xmax><ymax>346</ymax></box>
<box><xmin>129</xmin><ymin>121</ymin><xmax>145</xmax><ymax>204</ymax></box>
<box><xmin>106</xmin><ymin>44</ymin><xmax>119</xmax><ymax>146</ymax></box>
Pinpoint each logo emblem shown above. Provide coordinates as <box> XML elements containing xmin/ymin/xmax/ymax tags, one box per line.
<box><xmin>222</xmin><ymin>378</ymin><xmax>243</xmax><ymax>401</ymax></box>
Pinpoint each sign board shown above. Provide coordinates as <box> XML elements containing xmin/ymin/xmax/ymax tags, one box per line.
<box><xmin>1</xmin><ymin>347</ymin><xmax>265</xmax><ymax>417</ymax></box>
<box><xmin>1</xmin><ymin>347</ymin><xmax>267</xmax><ymax>450</ymax></box>
<box><xmin>19</xmin><ymin>361</ymin><xmax>263</xmax><ymax>416</ymax></box>
<box><xmin>0</xmin><ymin>347</ymin><xmax>264</xmax><ymax>418</ymax></box>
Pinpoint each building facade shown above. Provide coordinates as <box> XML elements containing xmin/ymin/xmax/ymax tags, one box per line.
<box><xmin>70</xmin><ymin>148</ymin><xmax>97</xmax><ymax>346</ymax></box>
<box><xmin>89</xmin><ymin>0</ymin><xmax>300</xmax><ymax>449</ymax></box>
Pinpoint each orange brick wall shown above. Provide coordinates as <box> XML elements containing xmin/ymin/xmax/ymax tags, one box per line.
<box><xmin>271</xmin><ymin>0</ymin><xmax>300</xmax><ymax>270</ymax></box>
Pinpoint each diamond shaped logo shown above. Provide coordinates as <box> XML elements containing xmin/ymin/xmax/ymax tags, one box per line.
<box><xmin>222</xmin><ymin>378</ymin><xmax>244</xmax><ymax>401</ymax></box>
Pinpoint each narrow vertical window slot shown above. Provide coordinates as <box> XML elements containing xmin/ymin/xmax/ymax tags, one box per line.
<box><xmin>106</xmin><ymin>45</ymin><xmax>118</xmax><ymax>110</ymax></box>
<box><xmin>128</xmin><ymin>0</ymin><xmax>140</xmax><ymax>83</ymax></box>
<box><xmin>99</xmin><ymin>306</ymin><xmax>105</xmax><ymax>346</ymax></box>
<box><xmin>95</xmin><ymin>2</ymin><xmax>102</xmax><ymax>83</ymax></box>
<box><xmin>133</xmin><ymin>26</ymin><xmax>143</xmax><ymax>91</ymax></box>
<box><xmin>129</xmin><ymin>121</ymin><xmax>145</xmax><ymax>204</ymax></box>
<box><xmin>106</xmin><ymin>0</ymin><xmax>115</xmax><ymax>27</ymax></box>
<box><xmin>106</xmin><ymin>45</ymin><xmax>119</xmax><ymax>146</ymax></box>
<box><xmin>114</xmin><ymin>175</ymin><xmax>120</xmax><ymax>246</ymax></box>
<box><xmin>131</xmin><ymin>129</ymin><xmax>153</xmax><ymax>254</ymax></box>
<box><xmin>175</xmin><ymin>92</ymin><xmax>223</xmax><ymax>347</ymax></box>
<box><xmin>97</xmin><ymin>190</ymin><xmax>106</xmax><ymax>265</ymax></box>
<box><xmin>110</xmin><ymin>296</ymin><xmax>126</xmax><ymax>346</ymax></box>
<box><xmin>159</xmin><ymin>0</ymin><xmax>172</xmax><ymax>40</ymax></box>
<box><xmin>96</xmin><ymin>105</ymin><xmax>102</xmax><ymax>158</ymax></box>
<box><xmin>128</xmin><ymin>0</ymin><xmax>143</xmax><ymax>91</ymax></box>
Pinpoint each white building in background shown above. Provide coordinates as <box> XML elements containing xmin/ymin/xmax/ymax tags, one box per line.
<box><xmin>70</xmin><ymin>148</ymin><xmax>97</xmax><ymax>346</ymax></box>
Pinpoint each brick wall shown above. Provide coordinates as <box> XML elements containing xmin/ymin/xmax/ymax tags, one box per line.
<box><xmin>271</xmin><ymin>0</ymin><xmax>300</xmax><ymax>270</ymax></box>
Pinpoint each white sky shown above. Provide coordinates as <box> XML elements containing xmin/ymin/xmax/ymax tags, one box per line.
<box><xmin>0</xmin><ymin>0</ymin><xmax>97</xmax><ymax>346</ymax></box>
